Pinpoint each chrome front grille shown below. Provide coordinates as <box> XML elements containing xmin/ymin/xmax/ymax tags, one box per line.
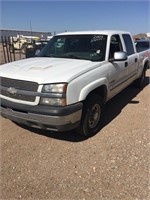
<box><xmin>0</xmin><ymin>77</ymin><xmax>39</xmax><ymax>102</ymax></box>
<box><xmin>1</xmin><ymin>77</ymin><xmax>38</xmax><ymax>91</ymax></box>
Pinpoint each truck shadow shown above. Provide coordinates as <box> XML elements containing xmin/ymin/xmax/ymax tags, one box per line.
<box><xmin>18</xmin><ymin>76</ymin><xmax>149</xmax><ymax>142</ymax></box>
<box><xmin>101</xmin><ymin>77</ymin><xmax>149</xmax><ymax>128</ymax></box>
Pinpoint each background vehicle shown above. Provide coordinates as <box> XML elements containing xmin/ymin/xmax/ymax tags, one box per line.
<box><xmin>135</xmin><ymin>39</ymin><xmax>150</xmax><ymax>52</ymax></box>
<box><xmin>10</xmin><ymin>35</ymin><xmax>40</xmax><ymax>53</ymax></box>
<box><xmin>26</xmin><ymin>39</ymin><xmax>49</xmax><ymax>58</ymax></box>
<box><xmin>135</xmin><ymin>39</ymin><xmax>150</xmax><ymax>69</ymax></box>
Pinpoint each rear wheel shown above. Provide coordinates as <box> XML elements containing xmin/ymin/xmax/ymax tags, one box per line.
<box><xmin>76</xmin><ymin>94</ymin><xmax>104</xmax><ymax>138</ymax></box>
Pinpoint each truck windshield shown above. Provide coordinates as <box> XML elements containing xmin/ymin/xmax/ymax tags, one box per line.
<box><xmin>38</xmin><ymin>34</ymin><xmax>107</xmax><ymax>61</ymax></box>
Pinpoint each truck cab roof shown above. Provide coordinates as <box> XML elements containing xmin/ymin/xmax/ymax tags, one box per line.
<box><xmin>57</xmin><ymin>30</ymin><xmax>131</xmax><ymax>36</ymax></box>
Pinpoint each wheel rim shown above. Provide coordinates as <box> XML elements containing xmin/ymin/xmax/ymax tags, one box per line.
<box><xmin>88</xmin><ymin>104</ymin><xmax>101</xmax><ymax>129</ymax></box>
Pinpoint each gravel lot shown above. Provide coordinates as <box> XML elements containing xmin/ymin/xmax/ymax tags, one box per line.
<box><xmin>0</xmin><ymin>70</ymin><xmax>150</xmax><ymax>200</ymax></box>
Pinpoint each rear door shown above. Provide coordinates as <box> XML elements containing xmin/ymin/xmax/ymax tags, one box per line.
<box><xmin>122</xmin><ymin>34</ymin><xmax>138</xmax><ymax>83</ymax></box>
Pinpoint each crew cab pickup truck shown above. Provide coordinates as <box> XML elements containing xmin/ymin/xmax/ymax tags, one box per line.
<box><xmin>1</xmin><ymin>30</ymin><xmax>150</xmax><ymax>137</ymax></box>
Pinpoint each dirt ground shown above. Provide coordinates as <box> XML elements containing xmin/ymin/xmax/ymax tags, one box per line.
<box><xmin>0</xmin><ymin>70</ymin><xmax>150</xmax><ymax>200</ymax></box>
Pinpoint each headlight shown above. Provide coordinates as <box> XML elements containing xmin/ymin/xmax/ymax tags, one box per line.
<box><xmin>42</xmin><ymin>83</ymin><xmax>67</xmax><ymax>93</ymax></box>
<box><xmin>40</xmin><ymin>83</ymin><xmax>67</xmax><ymax>106</ymax></box>
<box><xmin>40</xmin><ymin>97</ymin><xmax>66</xmax><ymax>106</ymax></box>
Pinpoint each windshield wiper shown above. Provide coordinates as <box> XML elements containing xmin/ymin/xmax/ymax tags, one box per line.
<box><xmin>38</xmin><ymin>54</ymin><xmax>56</xmax><ymax>58</ymax></box>
<box><xmin>62</xmin><ymin>53</ymin><xmax>81</xmax><ymax>60</ymax></box>
<box><xmin>39</xmin><ymin>53</ymin><xmax>82</xmax><ymax>60</ymax></box>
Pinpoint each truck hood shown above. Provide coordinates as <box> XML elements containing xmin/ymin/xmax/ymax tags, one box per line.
<box><xmin>0</xmin><ymin>57</ymin><xmax>103</xmax><ymax>84</ymax></box>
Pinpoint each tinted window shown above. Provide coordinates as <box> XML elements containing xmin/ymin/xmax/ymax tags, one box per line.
<box><xmin>109</xmin><ymin>35</ymin><xmax>123</xmax><ymax>59</ymax></box>
<box><xmin>39</xmin><ymin>34</ymin><xmax>107</xmax><ymax>62</ymax></box>
<box><xmin>123</xmin><ymin>34</ymin><xmax>135</xmax><ymax>55</ymax></box>
<box><xmin>135</xmin><ymin>41</ymin><xmax>150</xmax><ymax>52</ymax></box>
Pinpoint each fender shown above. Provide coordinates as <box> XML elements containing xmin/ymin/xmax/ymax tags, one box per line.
<box><xmin>79</xmin><ymin>78</ymin><xmax>108</xmax><ymax>102</ymax></box>
<box><xmin>137</xmin><ymin>50</ymin><xmax>150</xmax><ymax>78</ymax></box>
<box><xmin>143</xmin><ymin>52</ymin><xmax>150</xmax><ymax>67</ymax></box>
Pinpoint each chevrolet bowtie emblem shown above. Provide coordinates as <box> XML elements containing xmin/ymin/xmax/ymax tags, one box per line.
<box><xmin>7</xmin><ymin>87</ymin><xmax>17</xmax><ymax>95</ymax></box>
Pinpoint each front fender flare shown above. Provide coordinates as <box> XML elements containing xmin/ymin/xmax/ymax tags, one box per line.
<box><xmin>79</xmin><ymin>78</ymin><xmax>108</xmax><ymax>102</ymax></box>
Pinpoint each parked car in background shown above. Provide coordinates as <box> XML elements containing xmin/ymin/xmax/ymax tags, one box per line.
<box><xmin>10</xmin><ymin>35</ymin><xmax>40</xmax><ymax>54</ymax></box>
<box><xmin>135</xmin><ymin>39</ymin><xmax>150</xmax><ymax>52</ymax></box>
<box><xmin>25</xmin><ymin>39</ymin><xmax>50</xmax><ymax>58</ymax></box>
<box><xmin>135</xmin><ymin>39</ymin><xmax>150</xmax><ymax>69</ymax></box>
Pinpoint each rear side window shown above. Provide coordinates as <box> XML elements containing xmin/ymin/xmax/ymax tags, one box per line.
<box><xmin>122</xmin><ymin>34</ymin><xmax>135</xmax><ymax>55</ymax></box>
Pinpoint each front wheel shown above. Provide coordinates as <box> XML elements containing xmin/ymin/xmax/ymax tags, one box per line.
<box><xmin>76</xmin><ymin>94</ymin><xmax>104</xmax><ymax>138</ymax></box>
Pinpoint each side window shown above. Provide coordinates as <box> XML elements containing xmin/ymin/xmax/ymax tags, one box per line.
<box><xmin>122</xmin><ymin>34</ymin><xmax>135</xmax><ymax>55</ymax></box>
<box><xmin>109</xmin><ymin>35</ymin><xmax>123</xmax><ymax>59</ymax></box>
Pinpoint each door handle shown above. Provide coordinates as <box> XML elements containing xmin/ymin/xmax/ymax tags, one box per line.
<box><xmin>135</xmin><ymin>58</ymin><xmax>138</xmax><ymax>63</ymax></box>
<box><xmin>125</xmin><ymin>62</ymin><xmax>128</xmax><ymax>67</ymax></box>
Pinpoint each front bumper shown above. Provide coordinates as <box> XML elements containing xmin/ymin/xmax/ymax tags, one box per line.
<box><xmin>0</xmin><ymin>99</ymin><xmax>83</xmax><ymax>132</ymax></box>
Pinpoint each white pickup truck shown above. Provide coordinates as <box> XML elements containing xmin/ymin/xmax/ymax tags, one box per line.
<box><xmin>1</xmin><ymin>30</ymin><xmax>150</xmax><ymax>137</ymax></box>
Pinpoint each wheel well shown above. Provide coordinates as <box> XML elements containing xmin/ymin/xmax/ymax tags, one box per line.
<box><xmin>87</xmin><ymin>85</ymin><xmax>107</xmax><ymax>103</ymax></box>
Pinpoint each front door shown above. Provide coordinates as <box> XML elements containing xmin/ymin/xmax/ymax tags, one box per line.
<box><xmin>108</xmin><ymin>34</ymin><xmax>128</xmax><ymax>96</ymax></box>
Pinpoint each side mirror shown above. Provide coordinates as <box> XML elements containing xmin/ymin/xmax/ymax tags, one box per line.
<box><xmin>110</xmin><ymin>52</ymin><xmax>127</xmax><ymax>62</ymax></box>
<box><xmin>35</xmin><ymin>49</ymin><xmax>41</xmax><ymax>56</ymax></box>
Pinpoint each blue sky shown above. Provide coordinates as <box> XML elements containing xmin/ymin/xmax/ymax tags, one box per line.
<box><xmin>0</xmin><ymin>0</ymin><xmax>149</xmax><ymax>35</ymax></box>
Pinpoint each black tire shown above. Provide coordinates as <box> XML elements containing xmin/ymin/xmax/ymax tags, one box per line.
<box><xmin>134</xmin><ymin>69</ymin><xmax>146</xmax><ymax>88</ymax></box>
<box><xmin>76</xmin><ymin>94</ymin><xmax>104</xmax><ymax>138</ymax></box>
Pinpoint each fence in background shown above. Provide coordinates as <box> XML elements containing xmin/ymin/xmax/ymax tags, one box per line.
<box><xmin>0</xmin><ymin>36</ymin><xmax>25</xmax><ymax>65</ymax></box>
<box><xmin>0</xmin><ymin>35</ymin><xmax>48</xmax><ymax>64</ymax></box>
<box><xmin>1</xmin><ymin>36</ymin><xmax>16</xmax><ymax>64</ymax></box>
